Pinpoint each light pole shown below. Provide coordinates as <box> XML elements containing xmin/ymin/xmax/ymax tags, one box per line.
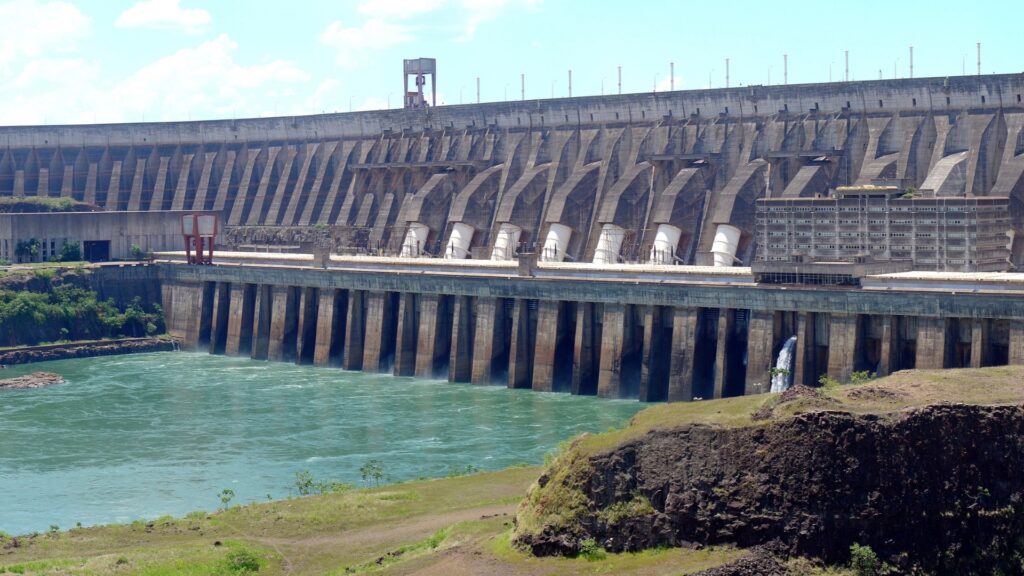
<box><xmin>601</xmin><ymin>77</ymin><xmax>605</xmax><ymax>95</ymax></box>
<box><xmin>349</xmin><ymin>96</ymin><xmax>353</xmax><ymax>112</ymax></box>
<box><xmin>504</xmin><ymin>84</ymin><xmax>509</xmax><ymax>101</ymax></box>
<box><xmin>387</xmin><ymin>93</ymin><xmax>392</xmax><ymax>109</ymax></box>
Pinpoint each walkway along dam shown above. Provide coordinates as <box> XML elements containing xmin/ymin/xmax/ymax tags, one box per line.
<box><xmin>5</xmin><ymin>72</ymin><xmax>1024</xmax><ymax>399</ymax></box>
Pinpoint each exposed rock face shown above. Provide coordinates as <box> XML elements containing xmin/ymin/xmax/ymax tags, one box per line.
<box><xmin>517</xmin><ymin>404</ymin><xmax>1024</xmax><ymax>573</ymax></box>
<box><xmin>0</xmin><ymin>338</ymin><xmax>176</xmax><ymax>366</ymax></box>
<box><xmin>0</xmin><ymin>371</ymin><xmax>65</xmax><ymax>390</ymax></box>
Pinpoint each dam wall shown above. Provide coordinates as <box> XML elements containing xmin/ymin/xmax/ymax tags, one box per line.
<box><xmin>158</xmin><ymin>256</ymin><xmax>1024</xmax><ymax>401</ymax></box>
<box><xmin>3</xmin><ymin>74</ymin><xmax>1024</xmax><ymax>267</ymax></box>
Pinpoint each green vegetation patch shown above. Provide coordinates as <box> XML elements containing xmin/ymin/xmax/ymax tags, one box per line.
<box><xmin>514</xmin><ymin>439</ymin><xmax>595</xmax><ymax>543</ymax></box>
<box><xmin>0</xmin><ymin>287</ymin><xmax>164</xmax><ymax>347</ymax></box>
<box><xmin>597</xmin><ymin>493</ymin><xmax>656</xmax><ymax>525</ymax></box>
<box><xmin>0</xmin><ymin>197</ymin><xmax>95</xmax><ymax>213</ymax></box>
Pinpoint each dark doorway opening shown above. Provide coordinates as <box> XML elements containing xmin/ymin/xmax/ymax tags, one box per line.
<box><xmin>83</xmin><ymin>240</ymin><xmax>110</xmax><ymax>262</ymax></box>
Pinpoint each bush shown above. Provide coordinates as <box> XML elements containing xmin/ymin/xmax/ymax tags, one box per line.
<box><xmin>222</xmin><ymin>548</ymin><xmax>262</xmax><ymax>573</ymax></box>
<box><xmin>578</xmin><ymin>538</ymin><xmax>607</xmax><ymax>561</ymax></box>
<box><xmin>818</xmin><ymin>374</ymin><xmax>841</xmax><ymax>389</ymax></box>
<box><xmin>850</xmin><ymin>370</ymin><xmax>876</xmax><ymax>385</ymax></box>
<box><xmin>129</xmin><ymin>244</ymin><xmax>145</xmax><ymax>260</ymax></box>
<box><xmin>850</xmin><ymin>543</ymin><xmax>885</xmax><ymax>576</ymax></box>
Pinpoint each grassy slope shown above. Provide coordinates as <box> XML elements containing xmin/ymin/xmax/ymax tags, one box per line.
<box><xmin>578</xmin><ymin>365</ymin><xmax>1024</xmax><ymax>454</ymax></box>
<box><xmin>3</xmin><ymin>366</ymin><xmax>1022</xmax><ymax>575</ymax></box>
<box><xmin>514</xmin><ymin>365</ymin><xmax>1024</xmax><ymax>553</ymax></box>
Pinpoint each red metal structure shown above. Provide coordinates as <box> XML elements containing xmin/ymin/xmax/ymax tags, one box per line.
<box><xmin>181</xmin><ymin>214</ymin><xmax>217</xmax><ymax>264</ymax></box>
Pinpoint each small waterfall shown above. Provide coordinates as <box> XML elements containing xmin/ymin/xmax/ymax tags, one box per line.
<box><xmin>770</xmin><ymin>336</ymin><xmax>798</xmax><ymax>393</ymax></box>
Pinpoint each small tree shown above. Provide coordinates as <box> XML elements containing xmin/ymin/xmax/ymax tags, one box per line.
<box><xmin>359</xmin><ymin>459</ymin><xmax>385</xmax><ymax>487</ymax></box>
<box><xmin>218</xmin><ymin>488</ymin><xmax>235</xmax><ymax>509</ymax></box>
<box><xmin>15</xmin><ymin>238</ymin><xmax>40</xmax><ymax>263</ymax></box>
<box><xmin>294</xmin><ymin>470</ymin><xmax>315</xmax><ymax>496</ymax></box>
<box><xmin>129</xmin><ymin>244</ymin><xmax>145</xmax><ymax>260</ymax></box>
<box><xmin>59</xmin><ymin>240</ymin><xmax>81</xmax><ymax>262</ymax></box>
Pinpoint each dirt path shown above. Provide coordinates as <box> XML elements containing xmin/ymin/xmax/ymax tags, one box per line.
<box><xmin>255</xmin><ymin>503</ymin><xmax>518</xmax><ymax>574</ymax></box>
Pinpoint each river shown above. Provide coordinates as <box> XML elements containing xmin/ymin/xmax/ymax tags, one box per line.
<box><xmin>0</xmin><ymin>352</ymin><xmax>644</xmax><ymax>534</ymax></box>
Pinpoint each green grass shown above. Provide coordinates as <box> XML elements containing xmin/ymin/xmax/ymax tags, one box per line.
<box><xmin>572</xmin><ymin>365</ymin><xmax>1024</xmax><ymax>457</ymax></box>
<box><xmin>489</xmin><ymin>531</ymin><xmax>746</xmax><ymax>575</ymax></box>
<box><xmin>0</xmin><ymin>468</ymin><xmax>541</xmax><ymax>576</ymax></box>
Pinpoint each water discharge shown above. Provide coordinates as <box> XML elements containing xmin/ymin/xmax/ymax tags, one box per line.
<box><xmin>770</xmin><ymin>336</ymin><xmax>798</xmax><ymax>393</ymax></box>
<box><xmin>0</xmin><ymin>352</ymin><xmax>644</xmax><ymax>534</ymax></box>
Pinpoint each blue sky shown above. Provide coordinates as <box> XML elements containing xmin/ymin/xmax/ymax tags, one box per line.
<box><xmin>0</xmin><ymin>0</ymin><xmax>1016</xmax><ymax>125</ymax></box>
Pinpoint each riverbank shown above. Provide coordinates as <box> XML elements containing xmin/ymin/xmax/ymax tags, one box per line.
<box><xmin>3</xmin><ymin>366</ymin><xmax>1021</xmax><ymax>575</ymax></box>
<box><xmin>0</xmin><ymin>466</ymin><xmax>745</xmax><ymax>576</ymax></box>
<box><xmin>0</xmin><ymin>337</ymin><xmax>178</xmax><ymax>366</ymax></box>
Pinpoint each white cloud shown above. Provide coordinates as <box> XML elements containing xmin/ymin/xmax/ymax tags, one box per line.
<box><xmin>0</xmin><ymin>34</ymin><xmax>309</xmax><ymax>125</ymax></box>
<box><xmin>0</xmin><ymin>0</ymin><xmax>89</xmax><ymax>68</ymax></box>
<box><xmin>115</xmin><ymin>0</ymin><xmax>210</xmax><ymax>34</ymax></box>
<box><xmin>320</xmin><ymin>19</ymin><xmax>414</xmax><ymax>66</ymax></box>
<box><xmin>303</xmin><ymin>78</ymin><xmax>342</xmax><ymax>113</ymax></box>
<box><xmin>357</xmin><ymin>0</ymin><xmax>446</xmax><ymax>19</ymax></box>
<box><xmin>109</xmin><ymin>34</ymin><xmax>307</xmax><ymax>120</ymax></box>
<box><xmin>456</xmin><ymin>0</ymin><xmax>541</xmax><ymax>40</ymax></box>
<box><xmin>326</xmin><ymin>0</ymin><xmax>541</xmax><ymax>58</ymax></box>
<box><xmin>655</xmin><ymin>74</ymin><xmax>683</xmax><ymax>93</ymax></box>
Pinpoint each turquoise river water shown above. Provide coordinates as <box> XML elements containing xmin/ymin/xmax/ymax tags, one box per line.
<box><xmin>0</xmin><ymin>352</ymin><xmax>645</xmax><ymax>534</ymax></box>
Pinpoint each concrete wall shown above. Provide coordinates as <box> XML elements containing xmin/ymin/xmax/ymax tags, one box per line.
<box><xmin>3</xmin><ymin>74</ymin><xmax>1024</xmax><ymax>267</ymax></box>
<box><xmin>0</xmin><ymin>210</ymin><xmax>220</xmax><ymax>261</ymax></box>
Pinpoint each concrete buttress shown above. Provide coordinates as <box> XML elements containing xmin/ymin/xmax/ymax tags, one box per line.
<box><xmin>667</xmin><ymin>307</ymin><xmax>698</xmax><ymax>402</ymax></box>
<box><xmin>744</xmin><ymin>309</ymin><xmax>775</xmax><ymax>395</ymax></box>
<box><xmin>916</xmin><ymin>316</ymin><xmax>947</xmax><ymax>370</ymax></box>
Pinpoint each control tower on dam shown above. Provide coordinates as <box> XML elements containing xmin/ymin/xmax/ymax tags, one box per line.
<box><xmin>2</xmin><ymin>73</ymin><xmax>1024</xmax><ymax>267</ymax></box>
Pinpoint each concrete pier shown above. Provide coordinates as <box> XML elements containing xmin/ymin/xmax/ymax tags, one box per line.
<box><xmin>160</xmin><ymin>255</ymin><xmax>1024</xmax><ymax>402</ymax></box>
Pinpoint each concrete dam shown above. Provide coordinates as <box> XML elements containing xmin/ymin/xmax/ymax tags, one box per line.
<box><xmin>5</xmin><ymin>73</ymin><xmax>1024</xmax><ymax>400</ymax></box>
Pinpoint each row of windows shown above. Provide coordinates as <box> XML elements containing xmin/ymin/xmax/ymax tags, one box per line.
<box><xmin>760</xmin><ymin>205</ymin><xmax>988</xmax><ymax>213</ymax></box>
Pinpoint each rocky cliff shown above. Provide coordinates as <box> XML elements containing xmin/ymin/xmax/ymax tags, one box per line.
<box><xmin>515</xmin><ymin>400</ymin><xmax>1024</xmax><ymax>574</ymax></box>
